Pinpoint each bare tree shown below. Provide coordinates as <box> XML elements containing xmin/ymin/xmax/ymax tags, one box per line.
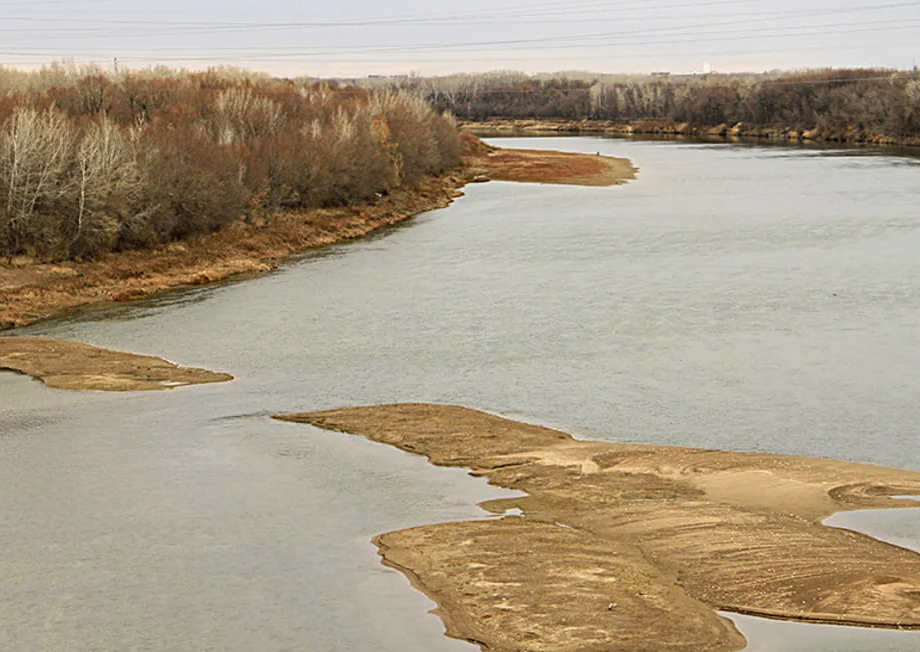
<box><xmin>69</xmin><ymin>117</ymin><xmax>143</xmax><ymax>257</ymax></box>
<box><xmin>0</xmin><ymin>106</ymin><xmax>74</xmax><ymax>261</ymax></box>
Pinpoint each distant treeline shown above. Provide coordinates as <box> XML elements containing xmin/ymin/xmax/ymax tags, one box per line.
<box><xmin>364</xmin><ymin>69</ymin><xmax>920</xmax><ymax>141</ymax></box>
<box><xmin>0</xmin><ymin>65</ymin><xmax>460</xmax><ymax>262</ymax></box>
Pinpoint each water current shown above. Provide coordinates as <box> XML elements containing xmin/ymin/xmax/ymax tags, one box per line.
<box><xmin>2</xmin><ymin>136</ymin><xmax>919</xmax><ymax>650</ymax></box>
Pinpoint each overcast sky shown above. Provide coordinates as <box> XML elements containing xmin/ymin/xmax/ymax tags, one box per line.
<box><xmin>2</xmin><ymin>0</ymin><xmax>920</xmax><ymax>77</ymax></box>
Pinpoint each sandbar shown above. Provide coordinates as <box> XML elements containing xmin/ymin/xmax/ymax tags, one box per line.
<box><xmin>0</xmin><ymin>336</ymin><xmax>233</xmax><ymax>391</ymax></box>
<box><xmin>276</xmin><ymin>403</ymin><xmax>920</xmax><ymax>652</ymax></box>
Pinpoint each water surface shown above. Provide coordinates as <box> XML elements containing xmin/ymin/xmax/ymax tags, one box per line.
<box><xmin>2</xmin><ymin>136</ymin><xmax>919</xmax><ymax>651</ymax></box>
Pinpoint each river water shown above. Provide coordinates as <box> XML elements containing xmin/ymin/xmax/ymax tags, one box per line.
<box><xmin>2</xmin><ymin>136</ymin><xmax>919</xmax><ymax>651</ymax></box>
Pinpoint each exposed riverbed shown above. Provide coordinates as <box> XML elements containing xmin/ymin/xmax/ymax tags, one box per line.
<box><xmin>2</xmin><ymin>137</ymin><xmax>919</xmax><ymax>651</ymax></box>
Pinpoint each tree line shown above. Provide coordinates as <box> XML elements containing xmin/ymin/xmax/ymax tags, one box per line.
<box><xmin>366</xmin><ymin>69</ymin><xmax>920</xmax><ymax>142</ymax></box>
<box><xmin>0</xmin><ymin>65</ymin><xmax>461</xmax><ymax>262</ymax></box>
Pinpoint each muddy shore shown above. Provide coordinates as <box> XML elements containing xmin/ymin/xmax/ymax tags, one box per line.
<box><xmin>277</xmin><ymin>404</ymin><xmax>920</xmax><ymax>652</ymax></box>
<box><xmin>0</xmin><ymin>336</ymin><xmax>232</xmax><ymax>391</ymax></box>
<box><xmin>0</xmin><ymin>146</ymin><xmax>633</xmax><ymax>331</ymax></box>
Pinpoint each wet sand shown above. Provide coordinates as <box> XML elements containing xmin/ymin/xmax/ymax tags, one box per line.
<box><xmin>0</xmin><ymin>336</ymin><xmax>233</xmax><ymax>391</ymax></box>
<box><xmin>276</xmin><ymin>404</ymin><xmax>920</xmax><ymax>652</ymax></box>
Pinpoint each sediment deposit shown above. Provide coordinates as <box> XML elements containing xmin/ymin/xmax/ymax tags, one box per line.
<box><xmin>0</xmin><ymin>336</ymin><xmax>233</xmax><ymax>391</ymax></box>
<box><xmin>277</xmin><ymin>403</ymin><xmax>920</xmax><ymax>651</ymax></box>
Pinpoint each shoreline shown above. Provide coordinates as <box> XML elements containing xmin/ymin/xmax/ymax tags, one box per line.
<box><xmin>462</xmin><ymin>118</ymin><xmax>920</xmax><ymax>148</ymax></box>
<box><xmin>0</xmin><ymin>173</ymin><xmax>466</xmax><ymax>331</ymax></box>
<box><xmin>277</xmin><ymin>403</ymin><xmax>920</xmax><ymax>652</ymax></box>
<box><xmin>0</xmin><ymin>145</ymin><xmax>634</xmax><ymax>331</ymax></box>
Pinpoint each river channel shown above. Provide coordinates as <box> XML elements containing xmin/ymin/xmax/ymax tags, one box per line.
<box><xmin>2</xmin><ymin>137</ymin><xmax>919</xmax><ymax>651</ymax></box>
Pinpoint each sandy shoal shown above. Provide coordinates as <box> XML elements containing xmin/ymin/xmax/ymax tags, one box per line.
<box><xmin>0</xmin><ymin>336</ymin><xmax>232</xmax><ymax>391</ymax></box>
<box><xmin>277</xmin><ymin>403</ymin><xmax>920</xmax><ymax>652</ymax></box>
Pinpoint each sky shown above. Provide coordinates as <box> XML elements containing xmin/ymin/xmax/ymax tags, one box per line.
<box><xmin>2</xmin><ymin>0</ymin><xmax>920</xmax><ymax>77</ymax></box>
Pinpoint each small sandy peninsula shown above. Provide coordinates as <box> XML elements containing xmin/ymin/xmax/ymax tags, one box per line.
<box><xmin>276</xmin><ymin>403</ymin><xmax>920</xmax><ymax>652</ymax></box>
<box><xmin>0</xmin><ymin>336</ymin><xmax>232</xmax><ymax>391</ymax></box>
<box><xmin>466</xmin><ymin>145</ymin><xmax>637</xmax><ymax>186</ymax></box>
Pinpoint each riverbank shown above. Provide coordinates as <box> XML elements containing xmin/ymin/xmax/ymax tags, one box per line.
<box><xmin>277</xmin><ymin>404</ymin><xmax>920</xmax><ymax>652</ymax></box>
<box><xmin>0</xmin><ymin>172</ymin><xmax>465</xmax><ymax>331</ymax></box>
<box><xmin>0</xmin><ymin>143</ymin><xmax>634</xmax><ymax>330</ymax></box>
<box><xmin>462</xmin><ymin>118</ymin><xmax>920</xmax><ymax>147</ymax></box>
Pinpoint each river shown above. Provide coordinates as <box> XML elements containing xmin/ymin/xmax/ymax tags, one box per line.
<box><xmin>2</xmin><ymin>136</ymin><xmax>919</xmax><ymax>651</ymax></box>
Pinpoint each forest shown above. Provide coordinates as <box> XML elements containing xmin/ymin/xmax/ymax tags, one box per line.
<box><xmin>368</xmin><ymin>69</ymin><xmax>920</xmax><ymax>142</ymax></box>
<box><xmin>0</xmin><ymin>65</ymin><xmax>461</xmax><ymax>263</ymax></box>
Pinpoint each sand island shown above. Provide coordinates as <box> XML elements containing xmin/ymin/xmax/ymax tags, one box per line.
<box><xmin>276</xmin><ymin>403</ymin><xmax>920</xmax><ymax>652</ymax></box>
<box><xmin>0</xmin><ymin>336</ymin><xmax>233</xmax><ymax>391</ymax></box>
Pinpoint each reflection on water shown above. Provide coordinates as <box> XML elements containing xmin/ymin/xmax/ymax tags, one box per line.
<box><xmin>38</xmin><ymin>283</ymin><xmax>218</xmax><ymax>326</ymax></box>
<box><xmin>4</xmin><ymin>137</ymin><xmax>920</xmax><ymax>651</ymax></box>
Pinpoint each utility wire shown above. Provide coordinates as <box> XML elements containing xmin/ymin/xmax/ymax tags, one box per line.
<box><xmin>5</xmin><ymin>15</ymin><xmax>918</xmax><ymax>60</ymax></box>
<box><xmin>2</xmin><ymin>0</ymin><xmax>919</xmax><ymax>34</ymax></box>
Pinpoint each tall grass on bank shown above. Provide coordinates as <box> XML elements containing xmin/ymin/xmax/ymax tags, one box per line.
<box><xmin>0</xmin><ymin>66</ymin><xmax>461</xmax><ymax>262</ymax></box>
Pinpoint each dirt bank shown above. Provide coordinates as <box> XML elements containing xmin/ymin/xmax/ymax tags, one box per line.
<box><xmin>463</xmin><ymin>118</ymin><xmax>920</xmax><ymax>147</ymax></box>
<box><xmin>276</xmin><ymin>404</ymin><xmax>920</xmax><ymax>652</ymax></box>
<box><xmin>0</xmin><ymin>143</ymin><xmax>634</xmax><ymax>330</ymax></box>
<box><xmin>0</xmin><ymin>336</ymin><xmax>232</xmax><ymax>391</ymax></box>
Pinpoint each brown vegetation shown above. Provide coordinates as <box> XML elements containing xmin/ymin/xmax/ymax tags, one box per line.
<box><xmin>0</xmin><ymin>67</ymin><xmax>461</xmax><ymax>263</ymax></box>
<box><xmin>0</xmin><ymin>66</ymin><xmax>643</xmax><ymax>329</ymax></box>
<box><xmin>0</xmin><ymin>336</ymin><xmax>232</xmax><ymax>390</ymax></box>
<box><xmin>368</xmin><ymin>69</ymin><xmax>920</xmax><ymax>146</ymax></box>
<box><xmin>277</xmin><ymin>404</ymin><xmax>920</xmax><ymax>652</ymax></box>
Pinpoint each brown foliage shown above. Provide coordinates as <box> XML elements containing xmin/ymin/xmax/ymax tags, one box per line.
<box><xmin>411</xmin><ymin>68</ymin><xmax>920</xmax><ymax>141</ymax></box>
<box><xmin>0</xmin><ymin>69</ymin><xmax>461</xmax><ymax>262</ymax></box>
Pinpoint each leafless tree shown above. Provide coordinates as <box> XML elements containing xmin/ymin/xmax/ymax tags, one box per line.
<box><xmin>0</xmin><ymin>106</ymin><xmax>74</xmax><ymax>261</ymax></box>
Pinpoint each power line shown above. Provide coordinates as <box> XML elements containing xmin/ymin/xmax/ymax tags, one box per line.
<box><xmin>4</xmin><ymin>15</ymin><xmax>918</xmax><ymax>60</ymax></box>
<box><xmin>2</xmin><ymin>0</ymin><xmax>919</xmax><ymax>34</ymax></box>
<box><xmin>1</xmin><ymin>0</ymin><xmax>917</xmax><ymax>72</ymax></box>
<box><xmin>7</xmin><ymin>37</ymin><xmax>914</xmax><ymax>69</ymax></box>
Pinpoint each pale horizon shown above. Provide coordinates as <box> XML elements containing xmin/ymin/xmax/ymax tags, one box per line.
<box><xmin>2</xmin><ymin>0</ymin><xmax>919</xmax><ymax>78</ymax></box>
